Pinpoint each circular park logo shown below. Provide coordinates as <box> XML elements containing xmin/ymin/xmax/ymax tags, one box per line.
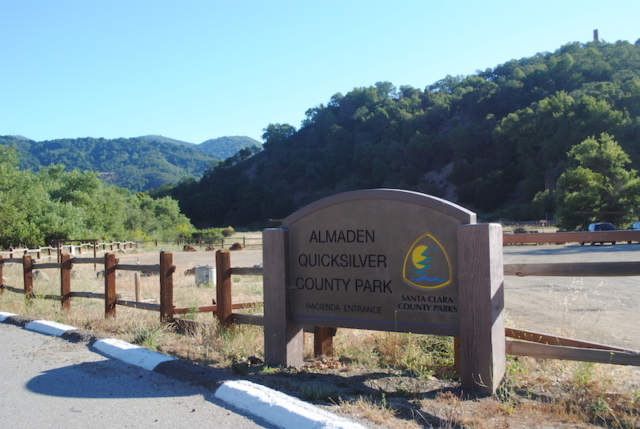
<box><xmin>402</xmin><ymin>233</ymin><xmax>452</xmax><ymax>289</ymax></box>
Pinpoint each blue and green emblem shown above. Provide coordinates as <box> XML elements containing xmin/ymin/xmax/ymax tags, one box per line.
<box><xmin>402</xmin><ymin>233</ymin><xmax>452</xmax><ymax>289</ymax></box>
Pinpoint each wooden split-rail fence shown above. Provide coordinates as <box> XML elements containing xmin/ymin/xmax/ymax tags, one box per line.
<box><xmin>0</xmin><ymin>240</ymin><xmax>141</xmax><ymax>263</ymax></box>
<box><xmin>503</xmin><ymin>230</ymin><xmax>640</xmax><ymax>366</ymax></box>
<box><xmin>0</xmin><ymin>247</ymin><xmax>334</xmax><ymax>356</ymax></box>
<box><xmin>0</xmin><ymin>250</ymin><xmax>259</xmax><ymax>322</ymax></box>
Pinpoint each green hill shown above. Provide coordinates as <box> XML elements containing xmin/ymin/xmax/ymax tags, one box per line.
<box><xmin>137</xmin><ymin>135</ymin><xmax>196</xmax><ymax>147</ymax></box>
<box><xmin>197</xmin><ymin>136</ymin><xmax>262</xmax><ymax>159</ymax></box>
<box><xmin>139</xmin><ymin>134</ymin><xmax>262</xmax><ymax>160</ymax></box>
<box><xmin>0</xmin><ymin>136</ymin><xmax>215</xmax><ymax>192</ymax></box>
<box><xmin>161</xmin><ymin>40</ymin><xmax>640</xmax><ymax>228</ymax></box>
<box><xmin>0</xmin><ymin>134</ymin><xmax>263</xmax><ymax>193</ymax></box>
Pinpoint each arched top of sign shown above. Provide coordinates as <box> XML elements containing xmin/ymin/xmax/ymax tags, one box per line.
<box><xmin>283</xmin><ymin>189</ymin><xmax>476</xmax><ymax>227</ymax></box>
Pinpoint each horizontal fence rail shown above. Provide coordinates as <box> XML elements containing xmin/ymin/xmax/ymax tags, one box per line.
<box><xmin>176</xmin><ymin>236</ymin><xmax>262</xmax><ymax>249</ymax></box>
<box><xmin>504</xmin><ymin>261</ymin><xmax>640</xmax><ymax>277</ymax></box>
<box><xmin>503</xmin><ymin>230</ymin><xmax>640</xmax><ymax>245</ymax></box>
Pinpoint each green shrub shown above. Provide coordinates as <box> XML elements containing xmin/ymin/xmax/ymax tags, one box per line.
<box><xmin>221</xmin><ymin>226</ymin><xmax>235</xmax><ymax>237</ymax></box>
<box><xmin>197</xmin><ymin>228</ymin><xmax>223</xmax><ymax>239</ymax></box>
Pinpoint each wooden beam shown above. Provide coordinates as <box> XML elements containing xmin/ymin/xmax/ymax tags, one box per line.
<box><xmin>173</xmin><ymin>302</ymin><xmax>261</xmax><ymax>315</ymax></box>
<box><xmin>159</xmin><ymin>252</ymin><xmax>174</xmax><ymax>322</ymax></box>
<box><xmin>115</xmin><ymin>300</ymin><xmax>161</xmax><ymax>311</ymax></box>
<box><xmin>506</xmin><ymin>328</ymin><xmax>638</xmax><ymax>353</ymax></box>
<box><xmin>314</xmin><ymin>326</ymin><xmax>336</xmax><ymax>357</ymax></box>
<box><xmin>32</xmin><ymin>263</ymin><xmax>61</xmax><ymax>270</ymax></box>
<box><xmin>70</xmin><ymin>292</ymin><xmax>105</xmax><ymax>299</ymax></box>
<box><xmin>60</xmin><ymin>253</ymin><xmax>72</xmax><ymax>310</ymax></box>
<box><xmin>23</xmin><ymin>255</ymin><xmax>34</xmax><ymax>302</ymax></box>
<box><xmin>232</xmin><ymin>313</ymin><xmax>265</xmax><ymax>326</ymax></box>
<box><xmin>230</xmin><ymin>267</ymin><xmax>263</xmax><ymax>276</ymax></box>
<box><xmin>506</xmin><ymin>340</ymin><xmax>640</xmax><ymax>366</ymax></box>
<box><xmin>72</xmin><ymin>257</ymin><xmax>105</xmax><ymax>264</ymax></box>
<box><xmin>503</xmin><ymin>230</ymin><xmax>640</xmax><ymax>244</ymax></box>
<box><xmin>458</xmin><ymin>223</ymin><xmax>506</xmax><ymax>395</ymax></box>
<box><xmin>263</xmin><ymin>228</ymin><xmax>303</xmax><ymax>367</ymax></box>
<box><xmin>116</xmin><ymin>264</ymin><xmax>160</xmax><ymax>272</ymax></box>
<box><xmin>216</xmin><ymin>250</ymin><xmax>233</xmax><ymax>327</ymax></box>
<box><xmin>104</xmin><ymin>253</ymin><xmax>117</xmax><ymax>318</ymax></box>
<box><xmin>504</xmin><ymin>261</ymin><xmax>640</xmax><ymax>277</ymax></box>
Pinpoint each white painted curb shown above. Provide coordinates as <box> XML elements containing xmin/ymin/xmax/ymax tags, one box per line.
<box><xmin>0</xmin><ymin>312</ymin><xmax>16</xmax><ymax>322</ymax></box>
<box><xmin>215</xmin><ymin>379</ymin><xmax>367</xmax><ymax>429</ymax></box>
<box><xmin>93</xmin><ymin>338</ymin><xmax>175</xmax><ymax>371</ymax></box>
<box><xmin>25</xmin><ymin>320</ymin><xmax>77</xmax><ymax>336</ymax></box>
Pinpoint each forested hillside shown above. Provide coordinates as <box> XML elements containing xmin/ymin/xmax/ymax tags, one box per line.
<box><xmin>0</xmin><ymin>136</ymin><xmax>213</xmax><ymax>191</ymax></box>
<box><xmin>0</xmin><ymin>135</ymin><xmax>262</xmax><ymax>192</ymax></box>
<box><xmin>0</xmin><ymin>145</ymin><xmax>196</xmax><ymax>248</ymax></box>
<box><xmin>138</xmin><ymin>134</ymin><xmax>262</xmax><ymax>159</ymax></box>
<box><xmin>197</xmin><ymin>136</ymin><xmax>262</xmax><ymax>159</ymax></box>
<box><xmin>161</xmin><ymin>40</ymin><xmax>640</xmax><ymax>228</ymax></box>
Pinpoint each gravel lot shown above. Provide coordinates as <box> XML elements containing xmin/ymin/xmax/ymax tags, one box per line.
<box><xmin>503</xmin><ymin>243</ymin><xmax>640</xmax><ymax>351</ymax></box>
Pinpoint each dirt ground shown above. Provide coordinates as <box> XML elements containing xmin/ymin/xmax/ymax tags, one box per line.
<box><xmin>502</xmin><ymin>243</ymin><xmax>640</xmax><ymax>352</ymax></box>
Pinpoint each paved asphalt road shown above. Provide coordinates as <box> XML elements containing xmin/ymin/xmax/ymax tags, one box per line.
<box><xmin>0</xmin><ymin>323</ymin><xmax>276</xmax><ymax>429</ymax></box>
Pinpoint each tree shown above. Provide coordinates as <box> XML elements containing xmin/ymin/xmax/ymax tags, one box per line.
<box><xmin>555</xmin><ymin>133</ymin><xmax>640</xmax><ymax>230</ymax></box>
<box><xmin>0</xmin><ymin>146</ymin><xmax>45</xmax><ymax>247</ymax></box>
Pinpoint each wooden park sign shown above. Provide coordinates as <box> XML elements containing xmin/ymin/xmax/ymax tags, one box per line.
<box><xmin>263</xmin><ymin>189</ymin><xmax>506</xmax><ymax>394</ymax></box>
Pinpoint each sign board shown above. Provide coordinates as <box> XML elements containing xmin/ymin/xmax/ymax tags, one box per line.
<box><xmin>282</xmin><ymin>189</ymin><xmax>476</xmax><ymax>336</ymax></box>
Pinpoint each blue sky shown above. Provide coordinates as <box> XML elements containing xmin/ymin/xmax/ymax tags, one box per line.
<box><xmin>2</xmin><ymin>1</ymin><xmax>639</xmax><ymax>144</ymax></box>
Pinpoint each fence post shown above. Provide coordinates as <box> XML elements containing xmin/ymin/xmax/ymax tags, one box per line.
<box><xmin>314</xmin><ymin>326</ymin><xmax>336</xmax><ymax>356</ymax></box>
<box><xmin>0</xmin><ymin>255</ymin><xmax>4</xmax><ymax>293</ymax></box>
<box><xmin>135</xmin><ymin>273</ymin><xmax>141</xmax><ymax>302</ymax></box>
<box><xmin>10</xmin><ymin>248</ymin><xmax>14</xmax><ymax>259</ymax></box>
<box><xmin>104</xmin><ymin>253</ymin><xmax>117</xmax><ymax>318</ymax></box>
<box><xmin>23</xmin><ymin>255</ymin><xmax>34</xmax><ymax>302</ymax></box>
<box><xmin>159</xmin><ymin>251</ymin><xmax>174</xmax><ymax>322</ymax></box>
<box><xmin>457</xmin><ymin>223</ymin><xmax>506</xmax><ymax>395</ymax></box>
<box><xmin>263</xmin><ymin>228</ymin><xmax>303</xmax><ymax>367</ymax></box>
<box><xmin>60</xmin><ymin>253</ymin><xmax>72</xmax><ymax>310</ymax></box>
<box><xmin>216</xmin><ymin>250</ymin><xmax>233</xmax><ymax>327</ymax></box>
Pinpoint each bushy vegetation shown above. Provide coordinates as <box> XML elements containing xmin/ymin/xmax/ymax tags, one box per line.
<box><xmin>555</xmin><ymin>133</ymin><xmax>640</xmax><ymax>230</ymax></box>
<box><xmin>0</xmin><ymin>146</ymin><xmax>195</xmax><ymax>248</ymax></box>
<box><xmin>161</xmin><ymin>40</ymin><xmax>640</xmax><ymax>228</ymax></box>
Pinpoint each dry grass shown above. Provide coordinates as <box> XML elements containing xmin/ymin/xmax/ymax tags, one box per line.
<box><xmin>1</xmin><ymin>250</ymin><xmax>639</xmax><ymax>429</ymax></box>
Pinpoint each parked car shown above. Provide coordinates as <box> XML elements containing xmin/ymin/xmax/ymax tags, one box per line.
<box><xmin>580</xmin><ymin>222</ymin><xmax>616</xmax><ymax>245</ymax></box>
<box><xmin>627</xmin><ymin>221</ymin><xmax>640</xmax><ymax>243</ymax></box>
